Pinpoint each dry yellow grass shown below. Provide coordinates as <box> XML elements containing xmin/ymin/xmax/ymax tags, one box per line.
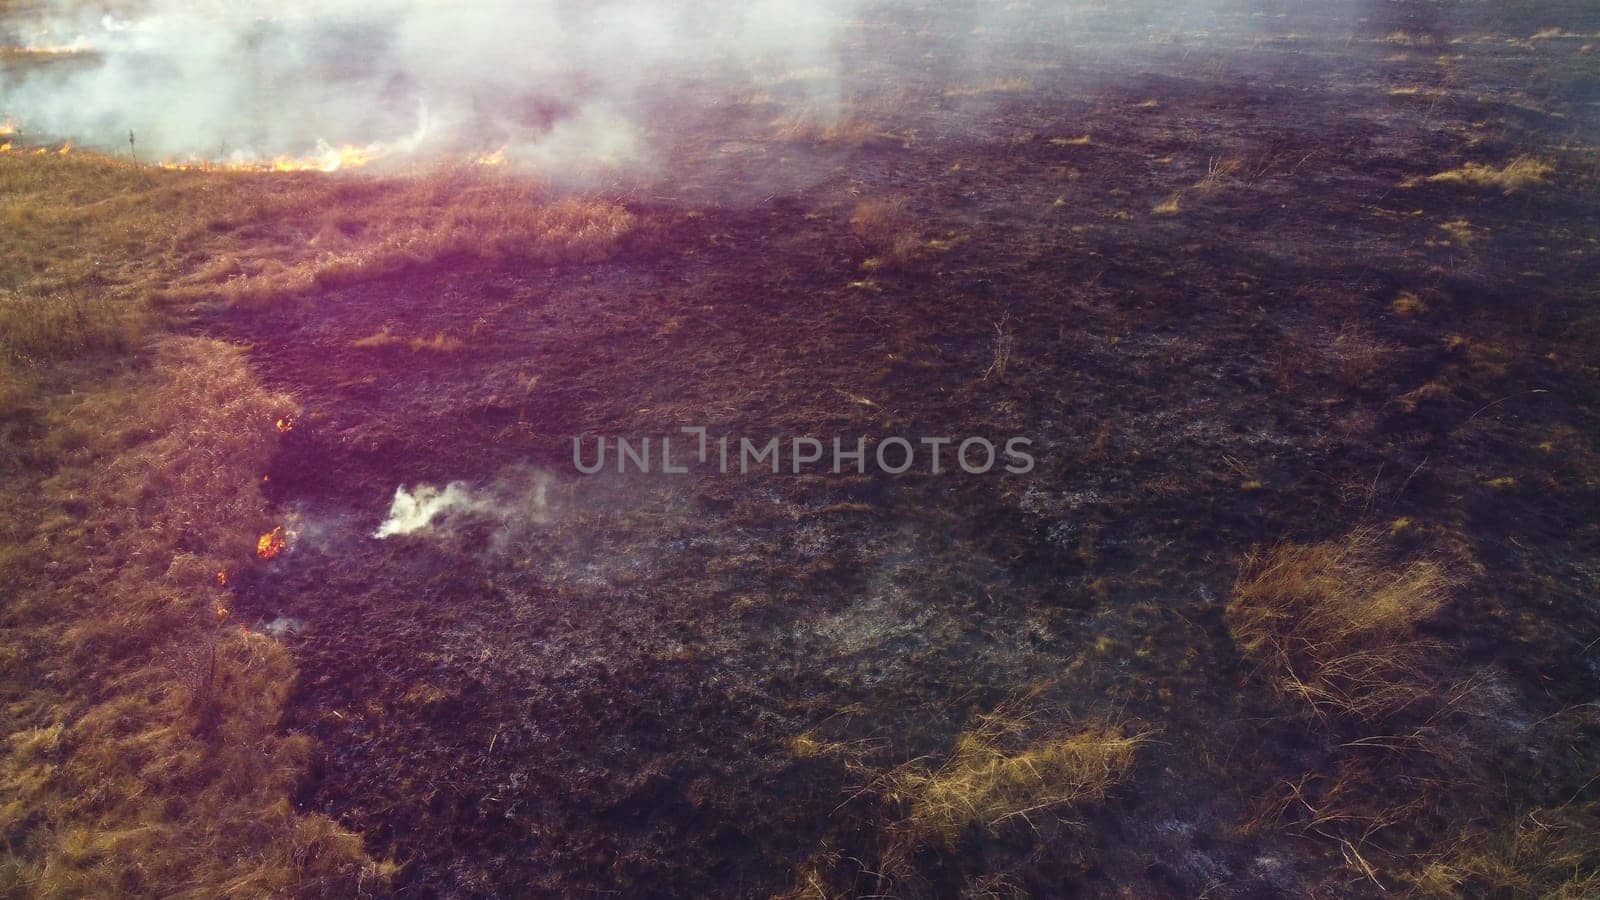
<box><xmin>882</xmin><ymin>708</ymin><xmax>1148</xmax><ymax>845</ymax></box>
<box><xmin>1423</xmin><ymin>156</ymin><xmax>1554</xmax><ymax>192</ymax></box>
<box><xmin>0</xmin><ymin>337</ymin><xmax>390</xmax><ymax>896</ymax></box>
<box><xmin>351</xmin><ymin>329</ymin><xmax>465</xmax><ymax>352</ymax></box>
<box><xmin>1416</xmin><ymin>802</ymin><xmax>1600</xmax><ymax>897</ymax></box>
<box><xmin>1194</xmin><ymin>156</ymin><xmax>1244</xmax><ymax>195</ymax></box>
<box><xmin>1227</xmin><ymin>527</ymin><xmax>1454</xmax><ymax>722</ymax></box>
<box><xmin>849</xmin><ymin>197</ymin><xmax>921</xmax><ymax>270</ymax></box>
<box><xmin>0</xmin><ymin>149</ymin><xmax>635</xmax><ymax>356</ymax></box>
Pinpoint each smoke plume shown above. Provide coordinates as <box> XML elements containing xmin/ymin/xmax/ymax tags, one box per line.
<box><xmin>0</xmin><ymin>0</ymin><xmax>855</xmax><ymax>172</ymax></box>
<box><xmin>373</xmin><ymin>482</ymin><xmax>493</xmax><ymax>539</ymax></box>
<box><xmin>373</xmin><ymin>469</ymin><xmax>554</xmax><ymax>540</ymax></box>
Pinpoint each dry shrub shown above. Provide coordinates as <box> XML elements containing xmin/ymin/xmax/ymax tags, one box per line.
<box><xmin>882</xmin><ymin>709</ymin><xmax>1147</xmax><ymax>847</ymax></box>
<box><xmin>1227</xmin><ymin>527</ymin><xmax>1455</xmax><ymax>722</ymax></box>
<box><xmin>1424</xmin><ymin>156</ymin><xmax>1554</xmax><ymax>192</ymax></box>
<box><xmin>0</xmin><ymin>337</ymin><xmax>389</xmax><ymax>896</ymax></box>
<box><xmin>849</xmin><ymin>197</ymin><xmax>921</xmax><ymax>270</ymax></box>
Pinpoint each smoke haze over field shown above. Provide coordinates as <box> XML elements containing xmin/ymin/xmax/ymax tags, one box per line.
<box><xmin>0</xmin><ymin>0</ymin><xmax>857</xmax><ymax>171</ymax></box>
<box><xmin>3</xmin><ymin>0</ymin><xmax>1544</xmax><ymax>176</ymax></box>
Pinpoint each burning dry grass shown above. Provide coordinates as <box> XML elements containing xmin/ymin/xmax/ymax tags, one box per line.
<box><xmin>0</xmin><ymin>337</ymin><xmax>388</xmax><ymax>895</ymax></box>
<box><xmin>1422</xmin><ymin>156</ymin><xmax>1554</xmax><ymax>192</ymax></box>
<box><xmin>1227</xmin><ymin>527</ymin><xmax>1455</xmax><ymax>722</ymax></box>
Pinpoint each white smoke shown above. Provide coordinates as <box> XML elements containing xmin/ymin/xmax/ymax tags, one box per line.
<box><xmin>0</xmin><ymin>0</ymin><xmax>855</xmax><ymax>172</ymax></box>
<box><xmin>372</xmin><ymin>469</ymin><xmax>553</xmax><ymax>540</ymax></box>
<box><xmin>373</xmin><ymin>482</ymin><xmax>491</xmax><ymax>538</ymax></box>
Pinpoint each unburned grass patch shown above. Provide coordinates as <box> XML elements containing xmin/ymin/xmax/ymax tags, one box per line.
<box><xmin>0</xmin><ymin>149</ymin><xmax>636</xmax><ymax>327</ymax></box>
<box><xmin>0</xmin><ymin>289</ymin><xmax>144</xmax><ymax>364</ymax></box>
<box><xmin>1227</xmin><ymin>527</ymin><xmax>1455</xmax><ymax>723</ymax></box>
<box><xmin>351</xmin><ymin>329</ymin><xmax>465</xmax><ymax>353</ymax></box>
<box><xmin>848</xmin><ymin>197</ymin><xmax>922</xmax><ymax>270</ymax></box>
<box><xmin>1417</xmin><ymin>800</ymin><xmax>1600</xmax><ymax>897</ymax></box>
<box><xmin>870</xmin><ymin>698</ymin><xmax>1151</xmax><ymax>891</ymax></box>
<box><xmin>882</xmin><ymin>716</ymin><xmax>1147</xmax><ymax>843</ymax></box>
<box><xmin>1421</xmin><ymin>156</ymin><xmax>1554</xmax><ymax>192</ymax></box>
<box><xmin>0</xmin><ymin>336</ymin><xmax>390</xmax><ymax>895</ymax></box>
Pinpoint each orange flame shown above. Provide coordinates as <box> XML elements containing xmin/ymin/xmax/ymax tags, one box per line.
<box><xmin>0</xmin><ymin>119</ymin><xmax>14</xmax><ymax>136</ymax></box>
<box><xmin>160</xmin><ymin>141</ymin><xmax>388</xmax><ymax>174</ymax></box>
<box><xmin>57</xmin><ymin>142</ymin><xmax>71</xmax><ymax>156</ymax></box>
<box><xmin>475</xmin><ymin>146</ymin><xmax>508</xmax><ymax>167</ymax></box>
<box><xmin>275</xmin><ymin>416</ymin><xmax>296</xmax><ymax>434</ymax></box>
<box><xmin>0</xmin><ymin>42</ymin><xmax>91</xmax><ymax>57</ymax></box>
<box><xmin>257</xmin><ymin>526</ymin><xmax>288</xmax><ymax>560</ymax></box>
<box><xmin>214</xmin><ymin>605</ymin><xmax>230</xmax><ymax>622</ymax></box>
<box><xmin>0</xmin><ymin>144</ymin><xmax>10</xmax><ymax>153</ymax></box>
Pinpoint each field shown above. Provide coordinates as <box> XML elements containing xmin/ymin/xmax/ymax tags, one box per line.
<box><xmin>3</xmin><ymin>0</ymin><xmax>1600</xmax><ymax>896</ymax></box>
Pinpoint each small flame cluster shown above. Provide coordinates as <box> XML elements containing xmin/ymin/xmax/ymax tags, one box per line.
<box><xmin>256</xmin><ymin>526</ymin><xmax>289</xmax><ymax>560</ymax></box>
<box><xmin>275</xmin><ymin>415</ymin><xmax>296</xmax><ymax>434</ymax></box>
<box><xmin>0</xmin><ymin>140</ymin><xmax>72</xmax><ymax>156</ymax></box>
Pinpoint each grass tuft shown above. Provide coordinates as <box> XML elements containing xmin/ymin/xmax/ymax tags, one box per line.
<box><xmin>1227</xmin><ymin>527</ymin><xmax>1455</xmax><ymax>722</ymax></box>
<box><xmin>882</xmin><ymin>709</ymin><xmax>1148</xmax><ymax>845</ymax></box>
<box><xmin>1424</xmin><ymin>157</ymin><xmax>1554</xmax><ymax>192</ymax></box>
<box><xmin>849</xmin><ymin>198</ymin><xmax>921</xmax><ymax>270</ymax></box>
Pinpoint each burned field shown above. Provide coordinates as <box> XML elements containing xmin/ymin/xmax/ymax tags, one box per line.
<box><xmin>4</xmin><ymin>0</ymin><xmax>1600</xmax><ymax>897</ymax></box>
